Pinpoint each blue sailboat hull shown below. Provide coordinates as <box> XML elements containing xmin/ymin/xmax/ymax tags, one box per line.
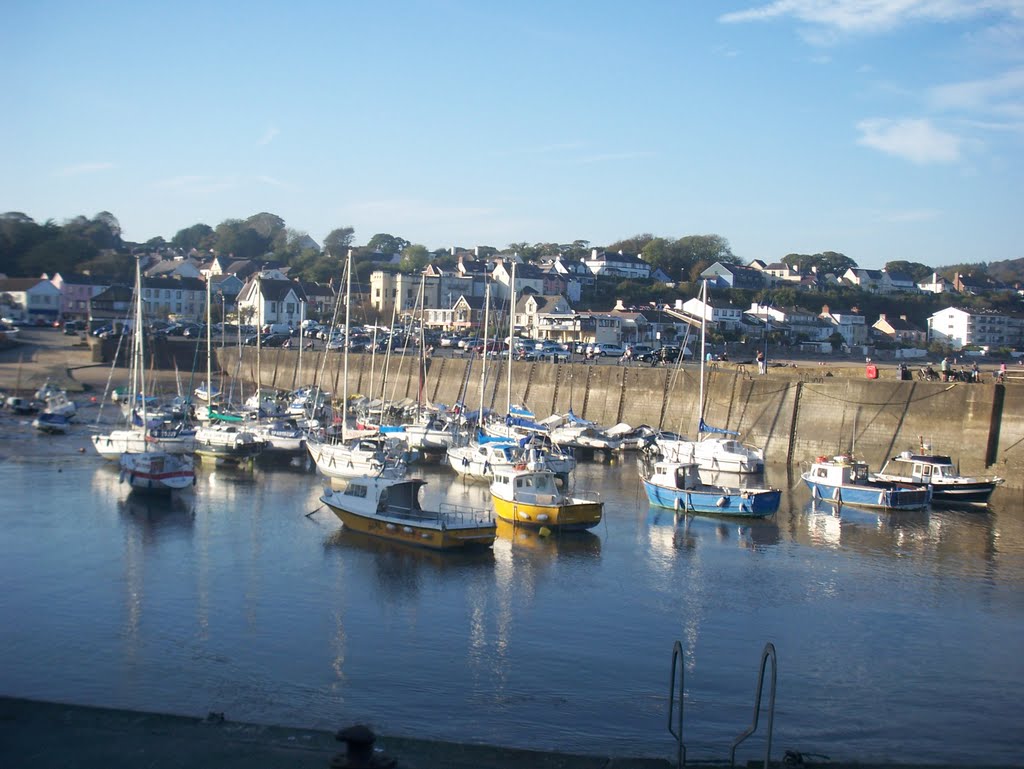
<box><xmin>642</xmin><ymin>480</ymin><xmax>781</xmax><ymax>517</ymax></box>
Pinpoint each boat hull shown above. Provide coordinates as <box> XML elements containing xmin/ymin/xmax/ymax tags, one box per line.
<box><xmin>930</xmin><ymin>481</ymin><xmax>999</xmax><ymax>506</ymax></box>
<box><xmin>322</xmin><ymin>502</ymin><xmax>495</xmax><ymax>551</ymax></box>
<box><xmin>802</xmin><ymin>476</ymin><xmax>931</xmax><ymax>510</ymax></box>
<box><xmin>642</xmin><ymin>479</ymin><xmax>780</xmax><ymax>517</ymax></box>
<box><xmin>119</xmin><ymin>453</ymin><xmax>195</xmax><ymax>494</ymax></box>
<box><xmin>490</xmin><ymin>496</ymin><xmax>602</xmax><ymax>531</ymax></box>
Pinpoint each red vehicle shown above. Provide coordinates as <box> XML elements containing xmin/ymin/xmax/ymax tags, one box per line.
<box><xmin>473</xmin><ymin>340</ymin><xmax>509</xmax><ymax>355</ymax></box>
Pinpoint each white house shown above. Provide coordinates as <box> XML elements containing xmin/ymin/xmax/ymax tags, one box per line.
<box><xmin>0</xmin><ymin>277</ymin><xmax>63</xmax><ymax>323</ymax></box>
<box><xmin>918</xmin><ymin>272</ymin><xmax>954</xmax><ymax>294</ymax></box>
<box><xmin>679</xmin><ymin>294</ymin><xmax>745</xmax><ymax>330</ymax></box>
<box><xmin>819</xmin><ymin>305</ymin><xmax>868</xmax><ymax>348</ymax></box>
<box><xmin>236</xmin><ymin>273</ymin><xmax>307</xmax><ymax>329</ymax></box>
<box><xmin>583</xmin><ymin>249</ymin><xmax>651</xmax><ymax>279</ymax></box>
<box><xmin>927</xmin><ymin>306</ymin><xmax>1015</xmax><ymax>350</ymax></box>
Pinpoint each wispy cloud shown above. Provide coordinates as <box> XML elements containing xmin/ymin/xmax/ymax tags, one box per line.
<box><xmin>255</xmin><ymin>175</ymin><xmax>289</xmax><ymax>188</ymax></box>
<box><xmin>929</xmin><ymin>67</ymin><xmax>1024</xmax><ymax>118</ymax></box>
<box><xmin>856</xmin><ymin>117</ymin><xmax>962</xmax><ymax>163</ymax></box>
<box><xmin>54</xmin><ymin>162</ymin><xmax>114</xmax><ymax>177</ymax></box>
<box><xmin>881</xmin><ymin>208</ymin><xmax>942</xmax><ymax>223</ymax></box>
<box><xmin>153</xmin><ymin>175</ymin><xmax>237</xmax><ymax>194</ymax></box>
<box><xmin>720</xmin><ymin>1</ymin><xmax>1023</xmax><ymax>34</ymax></box>
<box><xmin>350</xmin><ymin>199</ymin><xmax>498</xmax><ymax>223</ymax></box>
<box><xmin>575</xmin><ymin>151</ymin><xmax>656</xmax><ymax>165</ymax></box>
<box><xmin>257</xmin><ymin>126</ymin><xmax>280</xmax><ymax>146</ymax></box>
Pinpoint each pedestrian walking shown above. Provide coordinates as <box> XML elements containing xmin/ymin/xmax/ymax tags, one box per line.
<box><xmin>756</xmin><ymin>350</ymin><xmax>766</xmax><ymax>375</ymax></box>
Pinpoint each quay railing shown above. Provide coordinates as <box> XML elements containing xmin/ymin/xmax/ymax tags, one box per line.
<box><xmin>667</xmin><ymin>640</ymin><xmax>777</xmax><ymax>769</ymax></box>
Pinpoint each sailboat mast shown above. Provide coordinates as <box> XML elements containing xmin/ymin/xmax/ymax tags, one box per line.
<box><xmin>256</xmin><ymin>273</ymin><xmax>262</xmax><ymax>405</ymax></box>
<box><xmin>342</xmin><ymin>249</ymin><xmax>352</xmax><ymax>439</ymax></box>
<box><xmin>698</xmin><ymin>279</ymin><xmax>707</xmax><ymax>434</ymax></box>
<box><xmin>478</xmin><ymin>281</ymin><xmax>490</xmax><ymax>418</ymax></box>
<box><xmin>297</xmin><ymin>284</ymin><xmax>305</xmax><ymax>389</ymax></box>
<box><xmin>506</xmin><ymin>260</ymin><xmax>516</xmax><ymax>414</ymax></box>
<box><xmin>135</xmin><ymin>257</ymin><xmax>147</xmax><ymax>430</ymax></box>
<box><xmin>206</xmin><ymin>273</ymin><xmax>212</xmax><ymax>411</ymax></box>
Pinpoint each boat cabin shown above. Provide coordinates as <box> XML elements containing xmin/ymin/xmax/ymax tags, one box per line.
<box><xmin>651</xmin><ymin>462</ymin><xmax>702</xmax><ymax>490</ymax></box>
<box><xmin>809</xmin><ymin>456</ymin><xmax>870</xmax><ymax>485</ymax></box>
<box><xmin>491</xmin><ymin>470</ymin><xmax>561</xmax><ymax>505</ymax></box>
<box><xmin>884</xmin><ymin>452</ymin><xmax>956</xmax><ymax>483</ymax></box>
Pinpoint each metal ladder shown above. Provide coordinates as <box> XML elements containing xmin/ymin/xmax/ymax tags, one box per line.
<box><xmin>667</xmin><ymin>641</ymin><xmax>777</xmax><ymax>769</ymax></box>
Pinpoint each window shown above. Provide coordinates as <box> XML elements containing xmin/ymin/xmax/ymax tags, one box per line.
<box><xmin>176</xmin><ymin>291</ymin><xmax>182</xmax><ymax>299</ymax></box>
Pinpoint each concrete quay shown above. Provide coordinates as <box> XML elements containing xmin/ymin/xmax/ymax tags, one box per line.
<box><xmin>3</xmin><ymin>697</ymin><xmax>1018</xmax><ymax>769</ymax></box>
<box><xmin>3</xmin><ymin>328</ymin><xmax>1021</xmax><ymax>483</ymax></box>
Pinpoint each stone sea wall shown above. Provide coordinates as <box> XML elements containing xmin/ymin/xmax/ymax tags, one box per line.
<box><xmin>224</xmin><ymin>348</ymin><xmax>1024</xmax><ymax>483</ymax></box>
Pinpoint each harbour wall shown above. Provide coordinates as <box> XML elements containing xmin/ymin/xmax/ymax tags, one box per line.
<box><xmin>223</xmin><ymin>349</ymin><xmax>1024</xmax><ymax>481</ymax></box>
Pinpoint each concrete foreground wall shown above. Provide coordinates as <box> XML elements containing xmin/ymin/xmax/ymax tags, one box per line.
<box><xmin>223</xmin><ymin>349</ymin><xmax>1023</xmax><ymax>483</ymax></box>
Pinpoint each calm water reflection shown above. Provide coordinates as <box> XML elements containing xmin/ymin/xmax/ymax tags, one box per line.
<box><xmin>1</xmin><ymin>450</ymin><xmax>1022</xmax><ymax>764</ymax></box>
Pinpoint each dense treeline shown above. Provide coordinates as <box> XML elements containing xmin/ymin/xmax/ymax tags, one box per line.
<box><xmin>1</xmin><ymin>211</ymin><xmax>1018</xmax><ymax>320</ymax></box>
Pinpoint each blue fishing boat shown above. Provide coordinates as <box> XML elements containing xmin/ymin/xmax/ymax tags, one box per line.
<box><xmin>802</xmin><ymin>455</ymin><xmax>931</xmax><ymax>510</ymax></box>
<box><xmin>641</xmin><ymin>460</ymin><xmax>781</xmax><ymax>517</ymax></box>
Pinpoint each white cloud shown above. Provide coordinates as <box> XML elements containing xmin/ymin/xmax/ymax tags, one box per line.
<box><xmin>257</xmin><ymin>127</ymin><xmax>280</xmax><ymax>146</ymax></box>
<box><xmin>929</xmin><ymin>67</ymin><xmax>1024</xmax><ymax>117</ymax></box>
<box><xmin>575</xmin><ymin>151</ymin><xmax>656</xmax><ymax>165</ymax></box>
<box><xmin>720</xmin><ymin>1</ymin><xmax>1024</xmax><ymax>34</ymax></box>
<box><xmin>350</xmin><ymin>199</ymin><xmax>498</xmax><ymax>223</ymax></box>
<box><xmin>881</xmin><ymin>208</ymin><xmax>941</xmax><ymax>222</ymax></box>
<box><xmin>153</xmin><ymin>175</ymin><xmax>237</xmax><ymax>194</ymax></box>
<box><xmin>856</xmin><ymin>117</ymin><xmax>962</xmax><ymax>163</ymax></box>
<box><xmin>54</xmin><ymin>162</ymin><xmax>115</xmax><ymax>177</ymax></box>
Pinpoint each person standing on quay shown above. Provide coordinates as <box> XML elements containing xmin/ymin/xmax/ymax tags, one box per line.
<box><xmin>756</xmin><ymin>349</ymin><xmax>766</xmax><ymax>375</ymax></box>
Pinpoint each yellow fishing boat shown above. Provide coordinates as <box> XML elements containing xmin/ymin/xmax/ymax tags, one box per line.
<box><xmin>489</xmin><ymin>468</ymin><xmax>602</xmax><ymax>531</ymax></box>
<box><xmin>321</xmin><ymin>476</ymin><xmax>496</xmax><ymax>551</ymax></box>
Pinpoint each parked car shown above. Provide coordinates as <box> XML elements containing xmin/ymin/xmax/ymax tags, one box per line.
<box><xmin>537</xmin><ymin>344</ymin><xmax>570</xmax><ymax>362</ymax></box>
<box><xmin>592</xmin><ymin>343</ymin><xmax>626</xmax><ymax>357</ymax></box>
<box><xmin>473</xmin><ymin>340</ymin><xmax>509</xmax><ymax>355</ymax></box>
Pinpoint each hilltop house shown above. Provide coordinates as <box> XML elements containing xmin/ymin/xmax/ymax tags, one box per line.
<box><xmin>583</xmin><ymin>249</ymin><xmax>651</xmax><ymax>279</ymax></box>
<box><xmin>873</xmin><ymin>313</ymin><xmax>926</xmax><ymax>346</ymax></box>
<box><xmin>699</xmin><ymin>262</ymin><xmax>766</xmax><ymax>291</ymax></box>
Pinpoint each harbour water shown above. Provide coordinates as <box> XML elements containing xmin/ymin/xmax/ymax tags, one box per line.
<box><xmin>1</xmin><ymin>429</ymin><xmax>1022</xmax><ymax>764</ymax></box>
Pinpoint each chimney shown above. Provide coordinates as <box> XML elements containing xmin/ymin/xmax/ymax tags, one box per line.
<box><xmin>614</xmin><ymin>299</ymin><xmax>626</xmax><ymax>311</ymax></box>
<box><xmin>900</xmin><ymin>314</ymin><xmax>908</xmax><ymax>321</ymax></box>
<box><xmin>879</xmin><ymin>313</ymin><xmax>887</xmax><ymax>321</ymax></box>
<box><xmin>821</xmin><ymin>304</ymin><xmax>830</xmax><ymax>315</ymax></box>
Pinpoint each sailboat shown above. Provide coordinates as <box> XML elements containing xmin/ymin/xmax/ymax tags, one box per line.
<box><xmin>640</xmin><ymin>281</ymin><xmax>779</xmax><ymax>517</ymax></box>
<box><xmin>193</xmin><ymin>273</ymin><xmax>265</xmax><ymax>466</ymax></box>
<box><xmin>306</xmin><ymin>250</ymin><xmax>406</xmax><ymax>480</ymax></box>
<box><xmin>653</xmin><ymin>280</ymin><xmax>764</xmax><ymax>474</ymax></box>
<box><xmin>118</xmin><ymin>258</ymin><xmax>196</xmax><ymax>494</ymax></box>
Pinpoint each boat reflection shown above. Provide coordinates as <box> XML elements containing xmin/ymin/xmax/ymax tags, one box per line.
<box><xmin>645</xmin><ymin>505</ymin><xmax>781</xmax><ymax>553</ymax></box>
<box><xmin>117</xmin><ymin>490</ymin><xmax>195</xmax><ymax>535</ymax></box>
<box><xmin>800</xmin><ymin>498</ymin><xmax>932</xmax><ymax>552</ymax></box>
<box><xmin>324</xmin><ymin>526</ymin><xmax>495</xmax><ymax>570</ymax></box>
<box><xmin>495</xmin><ymin>517</ymin><xmax>602</xmax><ymax>557</ymax></box>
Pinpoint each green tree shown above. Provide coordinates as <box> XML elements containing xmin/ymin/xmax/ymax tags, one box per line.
<box><xmin>323</xmin><ymin>226</ymin><xmax>355</xmax><ymax>256</ymax></box>
<box><xmin>782</xmin><ymin>251</ymin><xmax>857</xmax><ymax>276</ymax></box>
<box><xmin>366</xmin><ymin>233</ymin><xmax>409</xmax><ymax>255</ymax></box>
<box><xmin>400</xmin><ymin>244</ymin><xmax>430</xmax><ymax>272</ymax></box>
<box><xmin>884</xmin><ymin>260</ymin><xmax>933</xmax><ymax>281</ymax></box>
<box><xmin>171</xmin><ymin>223</ymin><xmax>214</xmax><ymax>252</ymax></box>
<box><xmin>607</xmin><ymin>233</ymin><xmax>655</xmax><ymax>253</ymax></box>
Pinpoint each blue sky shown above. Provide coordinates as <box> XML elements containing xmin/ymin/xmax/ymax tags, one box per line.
<box><xmin>3</xmin><ymin>1</ymin><xmax>1022</xmax><ymax>269</ymax></box>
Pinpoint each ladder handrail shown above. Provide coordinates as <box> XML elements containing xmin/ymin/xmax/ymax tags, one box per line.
<box><xmin>668</xmin><ymin>640</ymin><xmax>686</xmax><ymax>768</ymax></box>
<box><xmin>730</xmin><ymin>641</ymin><xmax>777</xmax><ymax>769</ymax></box>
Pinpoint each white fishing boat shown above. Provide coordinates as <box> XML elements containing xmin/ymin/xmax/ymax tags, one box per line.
<box><xmin>321</xmin><ymin>475</ymin><xmax>495</xmax><ymax>551</ymax></box>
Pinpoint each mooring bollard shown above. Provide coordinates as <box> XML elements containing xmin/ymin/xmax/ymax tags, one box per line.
<box><xmin>331</xmin><ymin>724</ymin><xmax>396</xmax><ymax>768</ymax></box>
